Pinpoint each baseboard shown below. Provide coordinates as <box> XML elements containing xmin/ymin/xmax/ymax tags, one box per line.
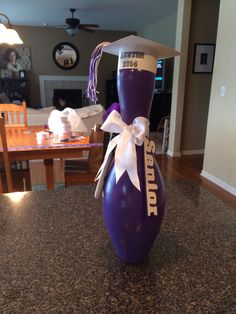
<box><xmin>181</xmin><ymin>149</ymin><xmax>204</xmax><ymax>155</ymax></box>
<box><xmin>167</xmin><ymin>150</ymin><xmax>181</xmax><ymax>157</ymax></box>
<box><xmin>201</xmin><ymin>170</ymin><xmax>236</xmax><ymax>196</ymax></box>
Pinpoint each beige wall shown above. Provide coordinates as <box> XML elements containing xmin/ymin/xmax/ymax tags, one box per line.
<box><xmin>137</xmin><ymin>12</ymin><xmax>177</xmax><ymax>48</ymax></box>
<box><xmin>203</xmin><ymin>0</ymin><xmax>236</xmax><ymax>191</ymax></box>
<box><xmin>137</xmin><ymin>12</ymin><xmax>177</xmax><ymax>93</ymax></box>
<box><xmin>15</xmin><ymin>26</ymin><xmax>133</xmax><ymax>107</ymax></box>
<box><xmin>181</xmin><ymin>0</ymin><xmax>220</xmax><ymax>152</ymax></box>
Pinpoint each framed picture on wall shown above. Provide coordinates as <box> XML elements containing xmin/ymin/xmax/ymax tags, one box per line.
<box><xmin>0</xmin><ymin>46</ymin><xmax>32</xmax><ymax>74</ymax></box>
<box><xmin>193</xmin><ymin>43</ymin><xmax>215</xmax><ymax>73</ymax></box>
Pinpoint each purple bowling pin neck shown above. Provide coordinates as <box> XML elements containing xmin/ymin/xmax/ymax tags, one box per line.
<box><xmin>117</xmin><ymin>69</ymin><xmax>155</xmax><ymax>124</ymax></box>
<box><xmin>101</xmin><ymin>36</ymin><xmax>180</xmax><ymax>124</ymax></box>
<box><xmin>115</xmin><ymin>46</ymin><xmax>157</xmax><ymax>124</ymax></box>
<box><xmin>113</xmin><ymin>44</ymin><xmax>164</xmax><ymax>124</ymax></box>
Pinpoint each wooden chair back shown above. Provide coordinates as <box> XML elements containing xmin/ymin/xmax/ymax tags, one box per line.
<box><xmin>64</xmin><ymin>130</ymin><xmax>105</xmax><ymax>186</ymax></box>
<box><xmin>88</xmin><ymin>130</ymin><xmax>105</xmax><ymax>173</ymax></box>
<box><xmin>0</xmin><ymin>117</ymin><xmax>13</xmax><ymax>193</ymax></box>
<box><xmin>0</xmin><ymin>101</ymin><xmax>27</xmax><ymax>127</ymax></box>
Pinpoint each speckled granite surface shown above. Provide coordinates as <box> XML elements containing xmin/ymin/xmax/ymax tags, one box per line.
<box><xmin>0</xmin><ymin>180</ymin><xmax>235</xmax><ymax>314</ymax></box>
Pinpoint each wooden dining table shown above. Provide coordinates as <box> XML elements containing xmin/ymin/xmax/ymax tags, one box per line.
<box><xmin>0</xmin><ymin>126</ymin><xmax>102</xmax><ymax>189</ymax></box>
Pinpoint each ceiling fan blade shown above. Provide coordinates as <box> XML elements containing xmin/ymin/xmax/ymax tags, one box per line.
<box><xmin>79</xmin><ymin>26</ymin><xmax>95</xmax><ymax>33</ymax></box>
<box><xmin>79</xmin><ymin>24</ymin><xmax>99</xmax><ymax>28</ymax></box>
<box><xmin>45</xmin><ymin>25</ymin><xmax>67</xmax><ymax>28</ymax></box>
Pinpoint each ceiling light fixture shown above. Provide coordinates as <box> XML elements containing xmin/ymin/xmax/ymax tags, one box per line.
<box><xmin>66</xmin><ymin>27</ymin><xmax>79</xmax><ymax>37</ymax></box>
<box><xmin>0</xmin><ymin>13</ymin><xmax>23</xmax><ymax>45</ymax></box>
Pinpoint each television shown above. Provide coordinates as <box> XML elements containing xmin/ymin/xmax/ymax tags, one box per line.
<box><xmin>154</xmin><ymin>59</ymin><xmax>165</xmax><ymax>92</ymax></box>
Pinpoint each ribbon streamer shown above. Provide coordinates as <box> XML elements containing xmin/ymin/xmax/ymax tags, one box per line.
<box><xmin>95</xmin><ymin>110</ymin><xmax>149</xmax><ymax>191</ymax></box>
<box><xmin>87</xmin><ymin>42</ymin><xmax>111</xmax><ymax>103</ymax></box>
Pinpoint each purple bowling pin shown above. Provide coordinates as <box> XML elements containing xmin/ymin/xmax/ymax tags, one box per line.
<box><xmin>93</xmin><ymin>36</ymin><xmax>180</xmax><ymax>263</ymax></box>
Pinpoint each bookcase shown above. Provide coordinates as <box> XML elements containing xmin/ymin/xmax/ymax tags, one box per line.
<box><xmin>0</xmin><ymin>78</ymin><xmax>30</xmax><ymax>106</ymax></box>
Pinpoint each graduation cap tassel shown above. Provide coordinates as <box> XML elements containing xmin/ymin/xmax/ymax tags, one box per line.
<box><xmin>87</xmin><ymin>42</ymin><xmax>111</xmax><ymax>103</ymax></box>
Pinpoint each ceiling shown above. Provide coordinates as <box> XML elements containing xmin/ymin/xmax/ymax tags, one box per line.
<box><xmin>0</xmin><ymin>0</ymin><xmax>178</xmax><ymax>32</ymax></box>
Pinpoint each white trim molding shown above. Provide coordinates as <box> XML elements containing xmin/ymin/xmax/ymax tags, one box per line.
<box><xmin>201</xmin><ymin>170</ymin><xmax>236</xmax><ymax>196</ymax></box>
<box><xmin>168</xmin><ymin>0</ymin><xmax>192</xmax><ymax>156</ymax></box>
<box><xmin>39</xmin><ymin>75</ymin><xmax>88</xmax><ymax>107</ymax></box>
<box><xmin>167</xmin><ymin>150</ymin><xmax>181</xmax><ymax>157</ymax></box>
<box><xmin>181</xmin><ymin>149</ymin><xmax>205</xmax><ymax>155</ymax></box>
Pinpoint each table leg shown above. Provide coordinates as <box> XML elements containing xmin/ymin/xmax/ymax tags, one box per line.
<box><xmin>44</xmin><ymin>159</ymin><xmax>54</xmax><ymax>190</ymax></box>
<box><xmin>0</xmin><ymin>174</ymin><xmax>3</xmax><ymax>193</ymax></box>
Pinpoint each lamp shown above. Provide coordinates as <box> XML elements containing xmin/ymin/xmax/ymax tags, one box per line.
<box><xmin>66</xmin><ymin>27</ymin><xmax>79</xmax><ymax>37</ymax></box>
<box><xmin>0</xmin><ymin>13</ymin><xmax>23</xmax><ymax>45</ymax></box>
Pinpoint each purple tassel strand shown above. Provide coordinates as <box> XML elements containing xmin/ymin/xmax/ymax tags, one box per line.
<box><xmin>87</xmin><ymin>42</ymin><xmax>111</xmax><ymax>103</ymax></box>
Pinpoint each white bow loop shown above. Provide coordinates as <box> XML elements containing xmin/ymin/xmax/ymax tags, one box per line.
<box><xmin>101</xmin><ymin>110</ymin><xmax>127</xmax><ymax>134</ymax></box>
<box><xmin>96</xmin><ymin>110</ymin><xmax>149</xmax><ymax>191</ymax></box>
<box><xmin>132</xmin><ymin>117</ymin><xmax>150</xmax><ymax>146</ymax></box>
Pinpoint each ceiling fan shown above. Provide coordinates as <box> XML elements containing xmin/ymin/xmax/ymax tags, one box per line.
<box><xmin>48</xmin><ymin>8</ymin><xmax>100</xmax><ymax>36</ymax></box>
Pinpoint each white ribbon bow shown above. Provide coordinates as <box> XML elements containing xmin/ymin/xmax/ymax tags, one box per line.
<box><xmin>96</xmin><ymin>110</ymin><xmax>149</xmax><ymax>191</ymax></box>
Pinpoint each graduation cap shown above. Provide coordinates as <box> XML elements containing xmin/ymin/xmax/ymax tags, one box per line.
<box><xmin>103</xmin><ymin>35</ymin><xmax>180</xmax><ymax>59</ymax></box>
<box><xmin>87</xmin><ymin>35</ymin><xmax>180</xmax><ymax>102</ymax></box>
<box><xmin>103</xmin><ymin>35</ymin><xmax>180</xmax><ymax>75</ymax></box>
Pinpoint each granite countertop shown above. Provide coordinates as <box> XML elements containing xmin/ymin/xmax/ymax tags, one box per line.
<box><xmin>0</xmin><ymin>180</ymin><xmax>235</xmax><ymax>313</ymax></box>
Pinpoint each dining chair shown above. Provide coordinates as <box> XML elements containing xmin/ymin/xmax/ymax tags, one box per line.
<box><xmin>0</xmin><ymin>101</ymin><xmax>27</xmax><ymax>127</ymax></box>
<box><xmin>156</xmin><ymin>114</ymin><xmax>170</xmax><ymax>154</ymax></box>
<box><xmin>0</xmin><ymin>117</ymin><xmax>13</xmax><ymax>193</ymax></box>
<box><xmin>64</xmin><ymin>130</ymin><xmax>105</xmax><ymax>186</ymax></box>
<box><xmin>0</xmin><ymin>101</ymin><xmax>31</xmax><ymax>192</ymax></box>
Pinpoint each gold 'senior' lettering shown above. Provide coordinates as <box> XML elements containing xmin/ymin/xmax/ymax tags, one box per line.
<box><xmin>144</xmin><ymin>139</ymin><xmax>158</xmax><ymax>216</ymax></box>
<box><xmin>146</xmin><ymin>154</ymin><xmax>154</xmax><ymax>167</ymax></box>
<box><xmin>146</xmin><ymin>139</ymin><xmax>156</xmax><ymax>154</ymax></box>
